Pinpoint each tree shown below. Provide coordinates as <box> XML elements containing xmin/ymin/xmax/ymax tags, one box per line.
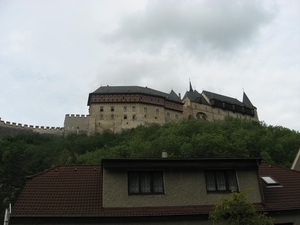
<box><xmin>209</xmin><ymin>191</ymin><xmax>274</xmax><ymax>225</ymax></box>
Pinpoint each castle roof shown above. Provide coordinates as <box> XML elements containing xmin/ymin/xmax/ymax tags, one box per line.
<box><xmin>182</xmin><ymin>90</ymin><xmax>210</xmax><ymax>105</ymax></box>
<box><xmin>202</xmin><ymin>90</ymin><xmax>244</xmax><ymax>106</ymax></box>
<box><xmin>88</xmin><ymin>86</ymin><xmax>181</xmax><ymax>105</ymax></box>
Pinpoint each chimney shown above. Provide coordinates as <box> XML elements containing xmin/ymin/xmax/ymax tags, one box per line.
<box><xmin>162</xmin><ymin>151</ymin><xmax>168</xmax><ymax>158</ymax></box>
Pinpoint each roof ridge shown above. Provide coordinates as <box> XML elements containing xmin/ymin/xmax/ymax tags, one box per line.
<box><xmin>261</xmin><ymin>162</ymin><xmax>300</xmax><ymax>174</ymax></box>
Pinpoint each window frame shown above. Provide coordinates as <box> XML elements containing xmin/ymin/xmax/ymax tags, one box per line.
<box><xmin>205</xmin><ymin>170</ymin><xmax>238</xmax><ymax>192</ymax></box>
<box><xmin>128</xmin><ymin>171</ymin><xmax>164</xmax><ymax>195</ymax></box>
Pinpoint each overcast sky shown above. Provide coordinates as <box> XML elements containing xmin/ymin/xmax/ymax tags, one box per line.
<box><xmin>0</xmin><ymin>0</ymin><xmax>299</xmax><ymax>131</ymax></box>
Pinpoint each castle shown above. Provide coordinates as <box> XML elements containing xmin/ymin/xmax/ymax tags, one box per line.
<box><xmin>0</xmin><ymin>82</ymin><xmax>258</xmax><ymax>138</ymax></box>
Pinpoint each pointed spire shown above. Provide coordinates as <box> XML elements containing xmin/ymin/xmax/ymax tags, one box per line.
<box><xmin>243</xmin><ymin>92</ymin><xmax>253</xmax><ymax>108</ymax></box>
<box><xmin>189</xmin><ymin>79</ymin><xmax>193</xmax><ymax>92</ymax></box>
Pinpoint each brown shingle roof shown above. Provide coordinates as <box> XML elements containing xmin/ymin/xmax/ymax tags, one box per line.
<box><xmin>11</xmin><ymin>162</ymin><xmax>300</xmax><ymax>219</ymax></box>
<box><xmin>259</xmin><ymin>163</ymin><xmax>300</xmax><ymax>211</ymax></box>
<box><xmin>11</xmin><ymin>165</ymin><xmax>103</xmax><ymax>217</ymax></box>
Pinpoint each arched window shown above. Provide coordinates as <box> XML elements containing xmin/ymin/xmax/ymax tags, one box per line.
<box><xmin>196</xmin><ymin>112</ymin><xmax>207</xmax><ymax>120</ymax></box>
<box><xmin>156</xmin><ymin>108</ymin><xmax>159</xmax><ymax>114</ymax></box>
<box><xmin>166</xmin><ymin>112</ymin><xmax>170</xmax><ymax>118</ymax></box>
<box><xmin>144</xmin><ymin>107</ymin><xmax>148</xmax><ymax>113</ymax></box>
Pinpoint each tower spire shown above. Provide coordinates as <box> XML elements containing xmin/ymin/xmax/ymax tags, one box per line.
<box><xmin>189</xmin><ymin>79</ymin><xmax>193</xmax><ymax>92</ymax></box>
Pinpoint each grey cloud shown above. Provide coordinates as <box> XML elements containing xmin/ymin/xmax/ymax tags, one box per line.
<box><xmin>102</xmin><ymin>0</ymin><xmax>276</xmax><ymax>54</ymax></box>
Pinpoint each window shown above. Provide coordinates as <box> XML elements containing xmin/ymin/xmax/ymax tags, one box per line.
<box><xmin>132</xmin><ymin>106</ymin><xmax>136</xmax><ymax>112</ymax></box>
<box><xmin>111</xmin><ymin>114</ymin><xmax>114</xmax><ymax>120</ymax></box>
<box><xmin>144</xmin><ymin>107</ymin><xmax>147</xmax><ymax>113</ymax></box>
<box><xmin>175</xmin><ymin>114</ymin><xmax>179</xmax><ymax>119</ymax></box>
<box><xmin>156</xmin><ymin>108</ymin><xmax>159</xmax><ymax>114</ymax></box>
<box><xmin>124</xmin><ymin>114</ymin><xmax>127</xmax><ymax>119</ymax></box>
<box><xmin>132</xmin><ymin>114</ymin><xmax>136</xmax><ymax>120</ymax></box>
<box><xmin>100</xmin><ymin>115</ymin><xmax>103</xmax><ymax>120</ymax></box>
<box><xmin>261</xmin><ymin>176</ymin><xmax>282</xmax><ymax>188</ymax></box>
<box><xmin>124</xmin><ymin>106</ymin><xmax>127</xmax><ymax>112</ymax></box>
<box><xmin>128</xmin><ymin>171</ymin><xmax>164</xmax><ymax>195</ymax></box>
<box><xmin>111</xmin><ymin>106</ymin><xmax>114</xmax><ymax>112</ymax></box>
<box><xmin>166</xmin><ymin>112</ymin><xmax>170</xmax><ymax>118</ymax></box>
<box><xmin>205</xmin><ymin>170</ymin><xmax>238</xmax><ymax>192</ymax></box>
<box><xmin>100</xmin><ymin>106</ymin><xmax>104</xmax><ymax>112</ymax></box>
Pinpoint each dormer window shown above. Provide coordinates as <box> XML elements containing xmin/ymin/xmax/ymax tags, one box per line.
<box><xmin>128</xmin><ymin>171</ymin><xmax>164</xmax><ymax>195</ymax></box>
<box><xmin>205</xmin><ymin>170</ymin><xmax>238</xmax><ymax>192</ymax></box>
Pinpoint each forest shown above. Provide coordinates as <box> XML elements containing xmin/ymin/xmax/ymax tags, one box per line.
<box><xmin>0</xmin><ymin>117</ymin><xmax>300</xmax><ymax>219</ymax></box>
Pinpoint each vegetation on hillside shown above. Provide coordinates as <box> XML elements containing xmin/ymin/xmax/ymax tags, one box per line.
<box><xmin>0</xmin><ymin>117</ymin><xmax>299</xmax><ymax>219</ymax></box>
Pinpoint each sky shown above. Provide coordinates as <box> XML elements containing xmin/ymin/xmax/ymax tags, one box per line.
<box><xmin>0</xmin><ymin>0</ymin><xmax>299</xmax><ymax>131</ymax></box>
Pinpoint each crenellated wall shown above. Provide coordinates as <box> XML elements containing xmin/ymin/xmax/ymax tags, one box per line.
<box><xmin>0</xmin><ymin>118</ymin><xmax>64</xmax><ymax>139</ymax></box>
<box><xmin>64</xmin><ymin>114</ymin><xmax>90</xmax><ymax>135</ymax></box>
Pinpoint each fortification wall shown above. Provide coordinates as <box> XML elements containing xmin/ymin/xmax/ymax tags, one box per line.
<box><xmin>64</xmin><ymin>114</ymin><xmax>89</xmax><ymax>135</ymax></box>
<box><xmin>0</xmin><ymin>118</ymin><xmax>64</xmax><ymax>139</ymax></box>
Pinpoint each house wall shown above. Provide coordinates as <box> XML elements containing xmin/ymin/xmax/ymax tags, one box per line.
<box><xmin>102</xmin><ymin>167</ymin><xmax>262</xmax><ymax>208</ymax></box>
<box><xmin>270</xmin><ymin>210</ymin><xmax>300</xmax><ymax>225</ymax></box>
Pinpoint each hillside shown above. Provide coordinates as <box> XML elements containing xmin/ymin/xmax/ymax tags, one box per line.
<box><xmin>0</xmin><ymin>117</ymin><xmax>299</xmax><ymax>219</ymax></box>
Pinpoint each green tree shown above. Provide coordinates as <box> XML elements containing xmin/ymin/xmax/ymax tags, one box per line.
<box><xmin>209</xmin><ymin>191</ymin><xmax>274</xmax><ymax>225</ymax></box>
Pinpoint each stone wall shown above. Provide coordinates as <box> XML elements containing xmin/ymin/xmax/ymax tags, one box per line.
<box><xmin>0</xmin><ymin>118</ymin><xmax>64</xmax><ymax>139</ymax></box>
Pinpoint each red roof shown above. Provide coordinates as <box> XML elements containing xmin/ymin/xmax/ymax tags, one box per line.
<box><xmin>11</xmin><ymin>162</ymin><xmax>300</xmax><ymax>219</ymax></box>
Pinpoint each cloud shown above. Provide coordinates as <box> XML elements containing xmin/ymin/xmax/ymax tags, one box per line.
<box><xmin>102</xmin><ymin>0</ymin><xmax>276</xmax><ymax>56</ymax></box>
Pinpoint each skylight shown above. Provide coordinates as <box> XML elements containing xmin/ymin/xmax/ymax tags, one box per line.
<box><xmin>261</xmin><ymin>176</ymin><xmax>277</xmax><ymax>184</ymax></box>
<box><xmin>261</xmin><ymin>176</ymin><xmax>283</xmax><ymax>188</ymax></box>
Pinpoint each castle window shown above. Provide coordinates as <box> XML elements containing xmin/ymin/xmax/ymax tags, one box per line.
<box><xmin>100</xmin><ymin>106</ymin><xmax>104</xmax><ymax>112</ymax></box>
<box><xmin>144</xmin><ymin>107</ymin><xmax>147</xmax><ymax>113</ymax></box>
<box><xmin>100</xmin><ymin>115</ymin><xmax>103</xmax><ymax>120</ymax></box>
<box><xmin>124</xmin><ymin>106</ymin><xmax>127</xmax><ymax>112</ymax></box>
<box><xmin>132</xmin><ymin>106</ymin><xmax>136</xmax><ymax>112</ymax></box>
<box><xmin>166</xmin><ymin>112</ymin><xmax>170</xmax><ymax>118</ymax></box>
<box><xmin>175</xmin><ymin>114</ymin><xmax>179</xmax><ymax>119</ymax></box>
<box><xmin>132</xmin><ymin>114</ymin><xmax>136</xmax><ymax>120</ymax></box>
<box><xmin>111</xmin><ymin>114</ymin><xmax>114</xmax><ymax>120</ymax></box>
<box><xmin>156</xmin><ymin>108</ymin><xmax>159</xmax><ymax>114</ymax></box>
<box><xmin>205</xmin><ymin>170</ymin><xmax>238</xmax><ymax>192</ymax></box>
<box><xmin>111</xmin><ymin>106</ymin><xmax>114</xmax><ymax>112</ymax></box>
<box><xmin>124</xmin><ymin>114</ymin><xmax>127</xmax><ymax>119</ymax></box>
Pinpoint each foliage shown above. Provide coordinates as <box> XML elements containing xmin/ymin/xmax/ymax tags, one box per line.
<box><xmin>0</xmin><ymin>117</ymin><xmax>299</xmax><ymax>220</ymax></box>
<box><xmin>209</xmin><ymin>191</ymin><xmax>274</xmax><ymax>225</ymax></box>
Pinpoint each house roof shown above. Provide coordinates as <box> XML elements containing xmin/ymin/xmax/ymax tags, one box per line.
<box><xmin>11</xmin><ymin>160</ymin><xmax>300</xmax><ymax>220</ymax></box>
<box><xmin>259</xmin><ymin>163</ymin><xmax>300</xmax><ymax>211</ymax></box>
<box><xmin>87</xmin><ymin>86</ymin><xmax>182</xmax><ymax>105</ymax></box>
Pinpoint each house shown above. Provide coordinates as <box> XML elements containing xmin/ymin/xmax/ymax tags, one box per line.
<box><xmin>9</xmin><ymin>158</ymin><xmax>300</xmax><ymax>225</ymax></box>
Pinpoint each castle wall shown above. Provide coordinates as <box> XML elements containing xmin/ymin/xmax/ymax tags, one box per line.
<box><xmin>64</xmin><ymin>114</ymin><xmax>90</xmax><ymax>135</ymax></box>
<box><xmin>0</xmin><ymin>118</ymin><xmax>64</xmax><ymax>139</ymax></box>
<box><xmin>88</xmin><ymin>103</ymin><xmax>183</xmax><ymax>134</ymax></box>
<box><xmin>182</xmin><ymin>100</ymin><xmax>259</xmax><ymax>122</ymax></box>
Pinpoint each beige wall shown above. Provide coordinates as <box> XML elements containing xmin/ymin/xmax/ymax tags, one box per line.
<box><xmin>88</xmin><ymin>103</ymin><xmax>182</xmax><ymax>134</ymax></box>
<box><xmin>182</xmin><ymin>99</ymin><xmax>259</xmax><ymax>122</ymax></box>
<box><xmin>102</xmin><ymin>167</ymin><xmax>262</xmax><ymax>208</ymax></box>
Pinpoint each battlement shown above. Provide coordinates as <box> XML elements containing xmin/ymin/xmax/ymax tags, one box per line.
<box><xmin>66</xmin><ymin>114</ymin><xmax>89</xmax><ymax>118</ymax></box>
<box><xmin>0</xmin><ymin>117</ymin><xmax>64</xmax><ymax>139</ymax></box>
